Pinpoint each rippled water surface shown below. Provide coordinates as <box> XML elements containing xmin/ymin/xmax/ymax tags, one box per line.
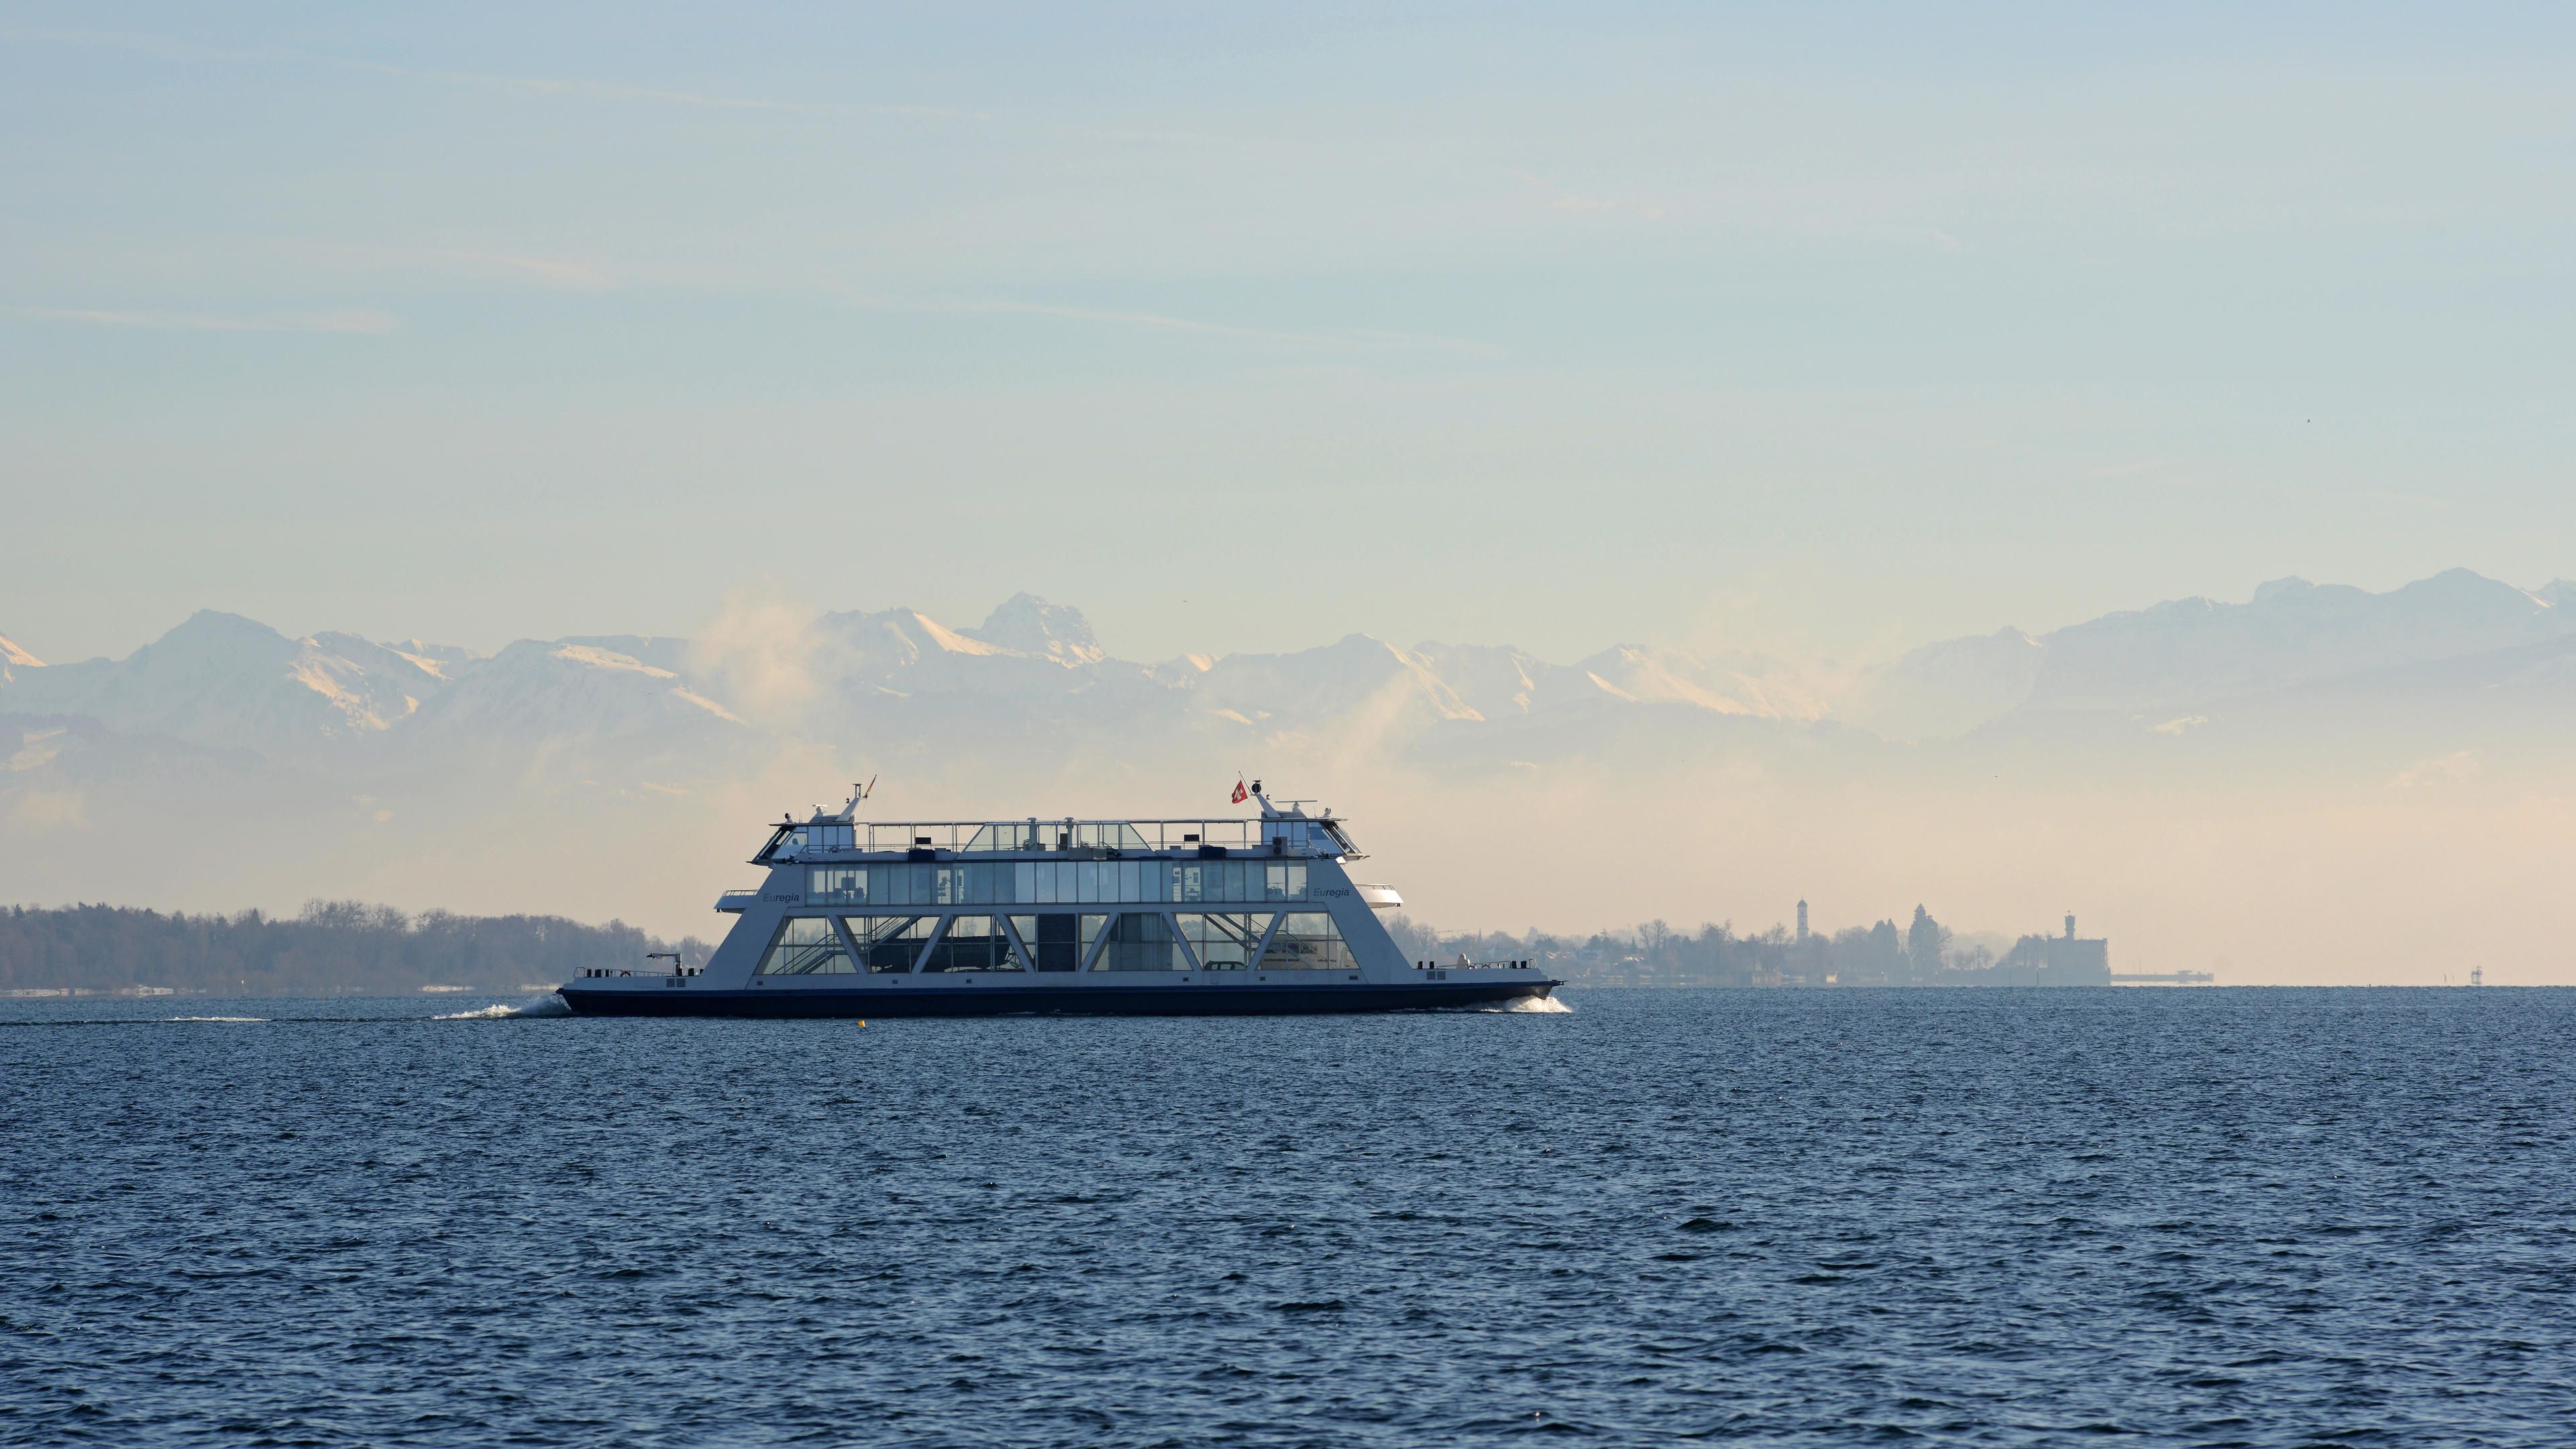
<box><xmin>5</xmin><ymin>988</ymin><xmax>2573</xmax><ymax>1446</ymax></box>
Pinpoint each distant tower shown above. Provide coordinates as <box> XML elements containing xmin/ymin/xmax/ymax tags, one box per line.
<box><xmin>2471</xmin><ymin>965</ymin><xmax>2483</xmax><ymax>987</ymax></box>
<box><xmin>1796</xmin><ymin>900</ymin><xmax>1809</xmax><ymax>943</ymax></box>
<box><xmin>2065</xmin><ymin>912</ymin><xmax>2077</xmax><ymax>940</ymax></box>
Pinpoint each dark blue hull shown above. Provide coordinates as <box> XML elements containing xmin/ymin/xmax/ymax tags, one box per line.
<box><xmin>560</xmin><ymin>979</ymin><xmax>1557</xmax><ymax>1018</ymax></box>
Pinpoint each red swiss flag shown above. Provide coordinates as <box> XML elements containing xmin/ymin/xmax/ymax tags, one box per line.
<box><xmin>1231</xmin><ymin>780</ymin><xmax>1249</xmax><ymax>804</ymax></box>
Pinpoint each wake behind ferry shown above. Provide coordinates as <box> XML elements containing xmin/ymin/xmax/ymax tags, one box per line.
<box><xmin>559</xmin><ymin>785</ymin><xmax>1558</xmax><ymax>1016</ymax></box>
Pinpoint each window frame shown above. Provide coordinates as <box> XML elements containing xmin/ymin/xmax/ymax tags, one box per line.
<box><xmin>837</xmin><ymin>914</ymin><xmax>936</xmax><ymax>973</ymax></box>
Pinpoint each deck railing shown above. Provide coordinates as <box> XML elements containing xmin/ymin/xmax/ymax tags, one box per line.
<box><xmin>769</xmin><ymin>816</ymin><xmax>1354</xmax><ymax>858</ymax></box>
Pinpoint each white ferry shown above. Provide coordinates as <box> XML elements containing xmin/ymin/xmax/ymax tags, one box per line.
<box><xmin>559</xmin><ymin>786</ymin><xmax>1558</xmax><ymax>1016</ymax></box>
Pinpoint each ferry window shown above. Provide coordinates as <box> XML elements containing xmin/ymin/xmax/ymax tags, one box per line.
<box><xmin>1179</xmin><ymin>865</ymin><xmax>1203</xmax><ymax>903</ymax></box>
<box><xmin>1174</xmin><ymin>912</ymin><xmax>1269</xmax><ymax>970</ymax></box>
<box><xmin>1078</xmin><ymin>913</ymin><xmax>1109</xmax><ymax>967</ymax></box>
<box><xmin>1012</xmin><ymin>914</ymin><xmax>1081</xmax><ymax>973</ymax></box>
<box><xmin>967</xmin><ymin>822</ymin><xmax>1038</xmax><ymax>853</ymax></box>
<box><xmin>931</xmin><ymin>865</ymin><xmax>1002</xmax><ymax>906</ymax></box>
<box><xmin>1117</xmin><ymin>861</ymin><xmax>1142</xmax><ymax>902</ymax></box>
<box><xmin>1076</xmin><ymin>862</ymin><xmax>1102</xmax><ymax>904</ymax></box>
<box><xmin>1224</xmin><ymin>862</ymin><xmax>1250</xmax><ymax>902</ymax></box>
<box><xmin>807</xmin><ymin>868</ymin><xmax>865</xmax><ymax>906</ymax></box>
<box><xmin>994</xmin><ymin>917</ymin><xmax>1038</xmax><ymax>971</ymax></box>
<box><xmin>1093</xmin><ymin>912</ymin><xmax>1186</xmax><ymax>971</ymax></box>
<box><xmin>843</xmin><ymin>916</ymin><xmax>932</xmax><ymax>973</ymax></box>
<box><xmin>1265</xmin><ymin>864</ymin><xmax>1288</xmax><ymax>901</ymax></box>
<box><xmin>865</xmin><ymin>865</ymin><xmax>927</xmax><ymax>908</ymax></box>
<box><xmin>1260</xmin><ymin>912</ymin><xmax>1352</xmax><ymax>970</ymax></box>
<box><xmin>759</xmin><ymin>917</ymin><xmax>853</xmax><ymax>975</ymax></box>
<box><xmin>1287</xmin><ymin>863</ymin><xmax>1306</xmax><ymax>898</ymax></box>
<box><xmin>922</xmin><ymin>916</ymin><xmax>1022</xmax><ymax>973</ymax></box>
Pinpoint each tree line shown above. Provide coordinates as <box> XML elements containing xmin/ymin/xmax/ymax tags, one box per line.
<box><xmin>1388</xmin><ymin>905</ymin><xmax>2068</xmax><ymax>987</ymax></box>
<box><xmin>0</xmin><ymin>901</ymin><xmax>712</xmax><ymax>996</ymax></box>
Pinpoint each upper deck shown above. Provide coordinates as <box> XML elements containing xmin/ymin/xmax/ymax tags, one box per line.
<box><xmin>755</xmin><ymin>798</ymin><xmax>1362</xmax><ymax>865</ymax></box>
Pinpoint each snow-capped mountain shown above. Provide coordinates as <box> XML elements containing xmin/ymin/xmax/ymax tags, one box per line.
<box><xmin>10</xmin><ymin>573</ymin><xmax>2571</xmax><ymax>780</ymax></box>
<box><xmin>8</xmin><ymin>571</ymin><xmax>2575</xmax><ymax>982</ymax></box>
<box><xmin>1849</xmin><ymin>569</ymin><xmax>2576</xmax><ymax>743</ymax></box>
<box><xmin>0</xmin><ymin>633</ymin><xmax>40</xmax><ymax>685</ymax></box>
<box><xmin>0</xmin><ymin>610</ymin><xmax>451</xmax><ymax>755</ymax></box>
<box><xmin>1182</xmin><ymin>635</ymin><xmax>1479</xmax><ymax>739</ymax></box>
<box><xmin>962</xmin><ymin>592</ymin><xmax>1106</xmax><ymax>666</ymax></box>
<box><xmin>398</xmin><ymin>639</ymin><xmax>748</xmax><ymax>776</ymax></box>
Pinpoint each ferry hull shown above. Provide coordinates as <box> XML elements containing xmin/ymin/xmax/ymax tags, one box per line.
<box><xmin>559</xmin><ymin>979</ymin><xmax>1556</xmax><ymax>1018</ymax></box>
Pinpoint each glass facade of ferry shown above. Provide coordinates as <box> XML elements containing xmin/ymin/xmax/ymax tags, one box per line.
<box><xmin>804</xmin><ymin>860</ymin><xmax>1311</xmax><ymax>908</ymax></box>
<box><xmin>759</xmin><ymin>863</ymin><xmax>1357</xmax><ymax>977</ymax></box>
<box><xmin>767</xmin><ymin>816</ymin><xmax>1348</xmax><ymax>857</ymax></box>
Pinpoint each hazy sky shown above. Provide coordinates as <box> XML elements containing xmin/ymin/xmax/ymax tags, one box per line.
<box><xmin>6</xmin><ymin>3</ymin><xmax>2574</xmax><ymax>666</ymax></box>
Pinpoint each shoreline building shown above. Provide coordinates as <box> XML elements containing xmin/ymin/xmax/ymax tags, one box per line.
<box><xmin>2039</xmin><ymin>913</ymin><xmax>2111</xmax><ymax>987</ymax></box>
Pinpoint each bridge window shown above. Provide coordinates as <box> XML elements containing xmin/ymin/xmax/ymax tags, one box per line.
<box><xmin>807</xmin><ymin>867</ymin><xmax>865</xmax><ymax>906</ymax></box>
<box><xmin>1093</xmin><ymin>912</ymin><xmax>1187</xmax><ymax>971</ymax></box>
<box><xmin>760</xmin><ymin>917</ymin><xmax>853</xmax><ymax>975</ymax></box>
<box><xmin>922</xmin><ymin>916</ymin><xmax>1024</xmax><ymax>973</ymax></box>
<box><xmin>842</xmin><ymin>916</ymin><xmax>933</xmax><ymax>973</ymax></box>
<box><xmin>1174</xmin><ymin>912</ymin><xmax>1272</xmax><ymax>970</ymax></box>
<box><xmin>866</xmin><ymin>865</ymin><xmax>920</xmax><ymax>908</ymax></box>
<box><xmin>846</xmin><ymin>856</ymin><xmax>1300</xmax><ymax>909</ymax></box>
<box><xmin>1020</xmin><ymin>861</ymin><xmax>1079</xmax><ymax>904</ymax></box>
<box><xmin>1260</xmin><ymin>912</ymin><xmax>1352</xmax><ymax>970</ymax></box>
<box><xmin>1178</xmin><ymin>862</ymin><xmax>1303</xmax><ymax>903</ymax></box>
<box><xmin>965</xmin><ymin>822</ymin><xmax>1042</xmax><ymax>853</ymax></box>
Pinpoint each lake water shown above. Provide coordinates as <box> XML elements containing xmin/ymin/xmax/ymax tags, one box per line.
<box><xmin>4</xmin><ymin>988</ymin><xmax>2571</xmax><ymax>1446</ymax></box>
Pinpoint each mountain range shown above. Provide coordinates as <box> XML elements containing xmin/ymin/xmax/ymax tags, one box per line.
<box><xmin>6</xmin><ymin>568</ymin><xmax>2573</xmax><ymax>974</ymax></box>
<box><xmin>5</xmin><ymin>568</ymin><xmax>2569</xmax><ymax>780</ymax></box>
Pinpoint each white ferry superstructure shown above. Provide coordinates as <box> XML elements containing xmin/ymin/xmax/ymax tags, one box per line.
<box><xmin>558</xmin><ymin>788</ymin><xmax>1559</xmax><ymax>1016</ymax></box>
